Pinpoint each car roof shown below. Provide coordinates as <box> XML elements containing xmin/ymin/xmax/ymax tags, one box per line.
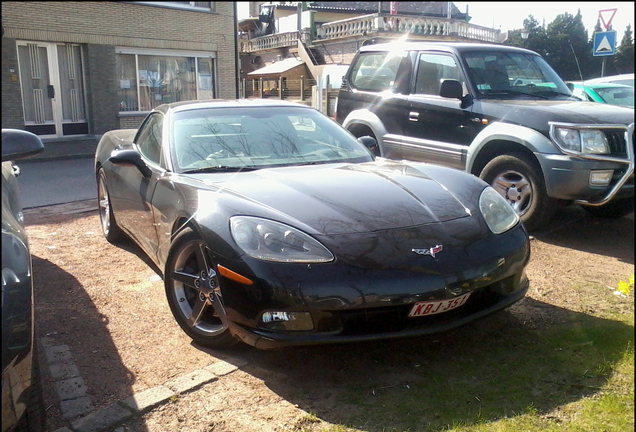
<box><xmin>357</xmin><ymin>41</ymin><xmax>536</xmax><ymax>56</ymax></box>
<box><xmin>570</xmin><ymin>81</ymin><xmax>633</xmax><ymax>90</ymax></box>
<box><xmin>153</xmin><ymin>99</ymin><xmax>315</xmax><ymax>114</ymax></box>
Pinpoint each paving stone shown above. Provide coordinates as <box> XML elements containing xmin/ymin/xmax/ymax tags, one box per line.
<box><xmin>39</xmin><ymin>336</ymin><xmax>59</xmax><ymax>348</ymax></box>
<box><xmin>71</xmin><ymin>404</ymin><xmax>132</xmax><ymax>432</ymax></box>
<box><xmin>49</xmin><ymin>362</ymin><xmax>80</xmax><ymax>380</ymax></box>
<box><xmin>121</xmin><ymin>385</ymin><xmax>175</xmax><ymax>413</ymax></box>
<box><xmin>204</xmin><ymin>359</ymin><xmax>243</xmax><ymax>376</ymax></box>
<box><xmin>60</xmin><ymin>395</ymin><xmax>94</xmax><ymax>419</ymax></box>
<box><xmin>164</xmin><ymin>369</ymin><xmax>217</xmax><ymax>393</ymax></box>
<box><xmin>45</xmin><ymin>345</ymin><xmax>72</xmax><ymax>364</ymax></box>
<box><xmin>55</xmin><ymin>377</ymin><xmax>88</xmax><ymax>401</ymax></box>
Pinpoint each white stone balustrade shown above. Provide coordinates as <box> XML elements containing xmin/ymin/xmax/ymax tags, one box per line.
<box><xmin>240</xmin><ymin>14</ymin><xmax>502</xmax><ymax>52</ymax></box>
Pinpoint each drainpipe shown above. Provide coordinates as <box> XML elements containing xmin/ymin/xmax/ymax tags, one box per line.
<box><xmin>233</xmin><ymin>1</ymin><xmax>239</xmax><ymax>98</ymax></box>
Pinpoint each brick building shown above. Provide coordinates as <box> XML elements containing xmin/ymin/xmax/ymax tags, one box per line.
<box><xmin>1</xmin><ymin>2</ymin><xmax>237</xmax><ymax>158</ymax></box>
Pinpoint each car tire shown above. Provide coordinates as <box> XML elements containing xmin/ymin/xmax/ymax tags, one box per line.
<box><xmin>480</xmin><ymin>153</ymin><xmax>556</xmax><ymax>232</ymax></box>
<box><xmin>582</xmin><ymin>198</ymin><xmax>635</xmax><ymax>219</ymax></box>
<box><xmin>164</xmin><ymin>228</ymin><xmax>238</xmax><ymax>349</ymax></box>
<box><xmin>97</xmin><ymin>169</ymin><xmax>125</xmax><ymax>243</ymax></box>
<box><xmin>14</xmin><ymin>348</ymin><xmax>45</xmax><ymax>432</ymax></box>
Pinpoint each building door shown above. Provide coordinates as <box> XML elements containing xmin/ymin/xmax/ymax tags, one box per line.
<box><xmin>17</xmin><ymin>41</ymin><xmax>88</xmax><ymax>137</ymax></box>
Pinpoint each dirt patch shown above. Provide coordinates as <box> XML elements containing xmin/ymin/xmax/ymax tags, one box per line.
<box><xmin>25</xmin><ymin>201</ymin><xmax>634</xmax><ymax>432</ymax></box>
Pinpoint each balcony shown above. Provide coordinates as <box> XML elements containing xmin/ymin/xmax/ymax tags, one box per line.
<box><xmin>239</xmin><ymin>13</ymin><xmax>503</xmax><ymax>53</ymax></box>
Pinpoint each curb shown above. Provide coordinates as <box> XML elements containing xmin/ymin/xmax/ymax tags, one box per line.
<box><xmin>42</xmin><ymin>335</ymin><xmax>248</xmax><ymax>432</ymax></box>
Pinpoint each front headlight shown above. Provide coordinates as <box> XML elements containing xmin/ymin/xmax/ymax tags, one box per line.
<box><xmin>479</xmin><ymin>187</ymin><xmax>520</xmax><ymax>234</ymax></box>
<box><xmin>553</xmin><ymin>127</ymin><xmax>609</xmax><ymax>154</ymax></box>
<box><xmin>230</xmin><ymin>216</ymin><xmax>334</xmax><ymax>263</ymax></box>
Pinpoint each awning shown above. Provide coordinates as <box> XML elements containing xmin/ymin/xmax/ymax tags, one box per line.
<box><xmin>247</xmin><ymin>58</ymin><xmax>305</xmax><ymax>76</ymax></box>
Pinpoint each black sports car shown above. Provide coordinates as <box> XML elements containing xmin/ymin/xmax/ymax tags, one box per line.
<box><xmin>95</xmin><ymin>99</ymin><xmax>530</xmax><ymax>349</ymax></box>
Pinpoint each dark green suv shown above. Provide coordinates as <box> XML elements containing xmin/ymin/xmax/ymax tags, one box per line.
<box><xmin>336</xmin><ymin>42</ymin><xmax>634</xmax><ymax>231</ymax></box>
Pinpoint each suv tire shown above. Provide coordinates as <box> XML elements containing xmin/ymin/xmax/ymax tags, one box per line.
<box><xmin>480</xmin><ymin>153</ymin><xmax>556</xmax><ymax>232</ymax></box>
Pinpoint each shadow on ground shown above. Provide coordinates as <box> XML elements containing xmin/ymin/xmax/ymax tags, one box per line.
<box><xmin>32</xmin><ymin>255</ymin><xmax>148</xmax><ymax>432</ymax></box>
<box><xmin>532</xmin><ymin>205</ymin><xmax>634</xmax><ymax>264</ymax></box>
<box><xmin>205</xmin><ymin>298</ymin><xmax>632</xmax><ymax>431</ymax></box>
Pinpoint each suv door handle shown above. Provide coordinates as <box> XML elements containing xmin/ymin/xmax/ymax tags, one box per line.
<box><xmin>408</xmin><ymin>111</ymin><xmax>420</xmax><ymax>122</ymax></box>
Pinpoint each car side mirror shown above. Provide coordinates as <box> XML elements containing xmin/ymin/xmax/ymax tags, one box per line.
<box><xmin>109</xmin><ymin>148</ymin><xmax>152</xmax><ymax>178</ymax></box>
<box><xmin>1</xmin><ymin>129</ymin><xmax>44</xmax><ymax>162</ymax></box>
<box><xmin>440</xmin><ymin>80</ymin><xmax>473</xmax><ymax>109</ymax></box>
<box><xmin>566</xmin><ymin>82</ymin><xmax>574</xmax><ymax>91</ymax></box>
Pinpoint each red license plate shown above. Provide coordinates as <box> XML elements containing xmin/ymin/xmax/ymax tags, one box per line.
<box><xmin>408</xmin><ymin>292</ymin><xmax>471</xmax><ymax>317</ymax></box>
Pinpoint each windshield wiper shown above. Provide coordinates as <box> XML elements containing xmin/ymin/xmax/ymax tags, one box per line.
<box><xmin>181</xmin><ymin>166</ymin><xmax>258</xmax><ymax>174</ymax></box>
<box><xmin>483</xmin><ymin>90</ymin><xmax>550</xmax><ymax>100</ymax></box>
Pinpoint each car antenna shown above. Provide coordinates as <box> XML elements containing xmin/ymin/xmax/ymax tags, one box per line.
<box><xmin>570</xmin><ymin>42</ymin><xmax>584</xmax><ymax>84</ymax></box>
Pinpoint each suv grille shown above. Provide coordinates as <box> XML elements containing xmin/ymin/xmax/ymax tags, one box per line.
<box><xmin>604</xmin><ymin>129</ymin><xmax>628</xmax><ymax>158</ymax></box>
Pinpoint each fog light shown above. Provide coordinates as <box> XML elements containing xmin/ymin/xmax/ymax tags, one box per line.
<box><xmin>260</xmin><ymin>311</ymin><xmax>314</xmax><ymax>331</ymax></box>
<box><xmin>589</xmin><ymin>170</ymin><xmax>613</xmax><ymax>186</ymax></box>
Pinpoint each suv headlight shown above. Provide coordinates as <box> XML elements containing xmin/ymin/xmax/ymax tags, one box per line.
<box><xmin>479</xmin><ymin>187</ymin><xmax>520</xmax><ymax>234</ymax></box>
<box><xmin>230</xmin><ymin>216</ymin><xmax>334</xmax><ymax>263</ymax></box>
<box><xmin>552</xmin><ymin>127</ymin><xmax>609</xmax><ymax>154</ymax></box>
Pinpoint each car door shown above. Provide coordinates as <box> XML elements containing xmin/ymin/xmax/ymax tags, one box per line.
<box><xmin>111</xmin><ymin>113</ymin><xmax>164</xmax><ymax>257</ymax></box>
<box><xmin>403</xmin><ymin>52</ymin><xmax>474</xmax><ymax>170</ymax></box>
<box><xmin>341</xmin><ymin>50</ymin><xmax>410</xmax><ymax>159</ymax></box>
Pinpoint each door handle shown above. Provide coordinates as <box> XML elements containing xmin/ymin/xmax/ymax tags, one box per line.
<box><xmin>47</xmin><ymin>85</ymin><xmax>55</xmax><ymax>99</ymax></box>
<box><xmin>408</xmin><ymin>111</ymin><xmax>420</xmax><ymax>122</ymax></box>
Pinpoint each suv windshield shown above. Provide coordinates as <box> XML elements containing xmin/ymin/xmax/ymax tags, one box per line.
<box><xmin>464</xmin><ymin>51</ymin><xmax>574</xmax><ymax>99</ymax></box>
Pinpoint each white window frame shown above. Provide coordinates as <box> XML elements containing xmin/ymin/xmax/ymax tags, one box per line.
<box><xmin>116</xmin><ymin>47</ymin><xmax>217</xmax><ymax>114</ymax></box>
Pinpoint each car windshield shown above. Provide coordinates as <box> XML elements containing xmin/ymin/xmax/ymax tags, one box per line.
<box><xmin>594</xmin><ymin>85</ymin><xmax>635</xmax><ymax>108</ymax></box>
<box><xmin>171</xmin><ymin>106</ymin><xmax>373</xmax><ymax>172</ymax></box>
<box><xmin>464</xmin><ymin>51</ymin><xmax>574</xmax><ymax>100</ymax></box>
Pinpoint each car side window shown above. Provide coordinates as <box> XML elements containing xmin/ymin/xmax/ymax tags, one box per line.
<box><xmin>136</xmin><ymin>113</ymin><xmax>163</xmax><ymax>165</ymax></box>
<box><xmin>349</xmin><ymin>52</ymin><xmax>401</xmax><ymax>92</ymax></box>
<box><xmin>414</xmin><ymin>53</ymin><xmax>462</xmax><ymax>96</ymax></box>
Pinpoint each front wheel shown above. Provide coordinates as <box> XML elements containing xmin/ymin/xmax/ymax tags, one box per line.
<box><xmin>480</xmin><ymin>153</ymin><xmax>556</xmax><ymax>232</ymax></box>
<box><xmin>97</xmin><ymin>168</ymin><xmax>125</xmax><ymax>243</ymax></box>
<box><xmin>582</xmin><ymin>198</ymin><xmax>635</xmax><ymax>219</ymax></box>
<box><xmin>164</xmin><ymin>228</ymin><xmax>237</xmax><ymax>349</ymax></box>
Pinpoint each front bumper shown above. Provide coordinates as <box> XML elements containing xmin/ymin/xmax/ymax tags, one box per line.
<box><xmin>229</xmin><ymin>275</ymin><xmax>529</xmax><ymax>349</ymax></box>
<box><xmin>542</xmin><ymin>122</ymin><xmax>634</xmax><ymax>205</ymax></box>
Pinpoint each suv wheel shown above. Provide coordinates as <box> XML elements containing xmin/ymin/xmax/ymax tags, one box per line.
<box><xmin>480</xmin><ymin>153</ymin><xmax>556</xmax><ymax>232</ymax></box>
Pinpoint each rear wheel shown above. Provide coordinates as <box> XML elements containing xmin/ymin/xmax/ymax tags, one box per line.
<box><xmin>164</xmin><ymin>228</ymin><xmax>238</xmax><ymax>348</ymax></box>
<box><xmin>480</xmin><ymin>153</ymin><xmax>556</xmax><ymax>232</ymax></box>
<box><xmin>582</xmin><ymin>198</ymin><xmax>634</xmax><ymax>219</ymax></box>
<box><xmin>97</xmin><ymin>169</ymin><xmax>125</xmax><ymax>243</ymax></box>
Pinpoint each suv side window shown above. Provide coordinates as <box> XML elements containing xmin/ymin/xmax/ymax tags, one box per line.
<box><xmin>349</xmin><ymin>52</ymin><xmax>401</xmax><ymax>92</ymax></box>
<box><xmin>135</xmin><ymin>113</ymin><xmax>163</xmax><ymax>165</ymax></box>
<box><xmin>414</xmin><ymin>53</ymin><xmax>463</xmax><ymax>96</ymax></box>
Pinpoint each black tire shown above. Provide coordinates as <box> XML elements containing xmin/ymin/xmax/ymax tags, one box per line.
<box><xmin>14</xmin><ymin>347</ymin><xmax>45</xmax><ymax>432</ymax></box>
<box><xmin>582</xmin><ymin>198</ymin><xmax>635</xmax><ymax>219</ymax></box>
<box><xmin>480</xmin><ymin>153</ymin><xmax>556</xmax><ymax>232</ymax></box>
<box><xmin>164</xmin><ymin>228</ymin><xmax>238</xmax><ymax>349</ymax></box>
<box><xmin>97</xmin><ymin>168</ymin><xmax>125</xmax><ymax>243</ymax></box>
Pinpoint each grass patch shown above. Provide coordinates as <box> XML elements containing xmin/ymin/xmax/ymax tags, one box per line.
<box><xmin>314</xmin><ymin>298</ymin><xmax>634</xmax><ymax>432</ymax></box>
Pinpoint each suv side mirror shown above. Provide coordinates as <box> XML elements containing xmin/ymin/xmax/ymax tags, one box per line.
<box><xmin>440</xmin><ymin>80</ymin><xmax>473</xmax><ymax>109</ymax></box>
<box><xmin>357</xmin><ymin>136</ymin><xmax>379</xmax><ymax>155</ymax></box>
<box><xmin>440</xmin><ymin>80</ymin><xmax>463</xmax><ymax>99</ymax></box>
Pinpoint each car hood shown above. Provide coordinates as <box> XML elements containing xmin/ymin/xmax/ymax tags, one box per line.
<box><xmin>199</xmin><ymin>160</ymin><xmax>474</xmax><ymax>235</ymax></box>
<box><xmin>479</xmin><ymin>100</ymin><xmax>635</xmax><ymax>134</ymax></box>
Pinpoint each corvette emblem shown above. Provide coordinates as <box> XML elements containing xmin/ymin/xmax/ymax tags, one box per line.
<box><xmin>412</xmin><ymin>245</ymin><xmax>443</xmax><ymax>258</ymax></box>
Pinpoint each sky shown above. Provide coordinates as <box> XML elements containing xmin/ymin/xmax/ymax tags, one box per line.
<box><xmin>237</xmin><ymin>2</ymin><xmax>635</xmax><ymax>36</ymax></box>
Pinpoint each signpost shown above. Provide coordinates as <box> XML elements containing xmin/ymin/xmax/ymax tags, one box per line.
<box><xmin>593</xmin><ymin>8</ymin><xmax>618</xmax><ymax>76</ymax></box>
